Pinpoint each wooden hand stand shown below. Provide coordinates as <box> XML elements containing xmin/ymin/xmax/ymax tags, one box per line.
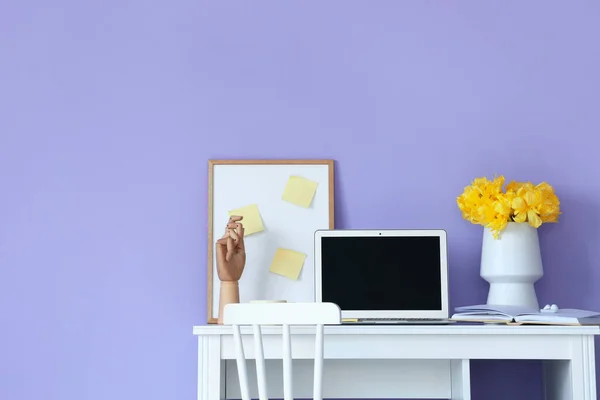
<box><xmin>215</xmin><ymin>216</ymin><xmax>246</xmax><ymax>324</ymax></box>
<box><xmin>218</xmin><ymin>281</ymin><xmax>240</xmax><ymax>324</ymax></box>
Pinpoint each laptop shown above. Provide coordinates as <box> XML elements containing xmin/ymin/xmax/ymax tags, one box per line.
<box><xmin>314</xmin><ymin>229</ymin><xmax>452</xmax><ymax>324</ymax></box>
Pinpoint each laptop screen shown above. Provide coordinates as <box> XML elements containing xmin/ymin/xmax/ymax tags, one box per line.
<box><xmin>320</xmin><ymin>235</ymin><xmax>442</xmax><ymax>311</ymax></box>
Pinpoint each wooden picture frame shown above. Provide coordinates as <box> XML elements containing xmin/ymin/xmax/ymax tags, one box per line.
<box><xmin>206</xmin><ymin>159</ymin><xmax>335</xmax><ymax>324</ymax></box>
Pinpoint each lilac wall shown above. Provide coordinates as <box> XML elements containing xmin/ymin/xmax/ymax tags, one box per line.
<box><xmin>2</xmin><ymin>1</ymin><xmax>599</xmax><ymax>399</ymax></box>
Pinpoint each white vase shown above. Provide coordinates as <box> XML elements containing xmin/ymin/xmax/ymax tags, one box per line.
<box><xmin>480</xmin><ymin>222</ymin><xmax>544</xmax><ymax>309</ymax></box>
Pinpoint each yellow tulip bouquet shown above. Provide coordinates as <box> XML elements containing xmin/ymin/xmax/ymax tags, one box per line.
<box><xmin>456</xmin><ymin>175</ymin><xmax>561</xmax><ymax>239</ymax></box>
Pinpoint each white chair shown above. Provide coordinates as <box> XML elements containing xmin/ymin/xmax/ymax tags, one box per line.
<box><xmin>222</xmin><ymin>302</ymin><xmax>341</xmax><ymax>400</ymax></box>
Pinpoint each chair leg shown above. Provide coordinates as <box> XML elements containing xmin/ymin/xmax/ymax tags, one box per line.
<box><xmin>313</xmin><ymin>324</ymin><xmax>324</xmax><ymax>400</ymax></box>
<box><xmin>253</xmin><ymin>324</ymin><xmax>268</xmax><ymax>400</ymax></box>
<box><xmin>282</xmin><ymin>324</ymin><xmax>293</xmax><ymax>400</ymax></box>
<box><xmin>232</xmin><ymin>325</ymin><xmax>251</xmax><ymax>400</ymax></box>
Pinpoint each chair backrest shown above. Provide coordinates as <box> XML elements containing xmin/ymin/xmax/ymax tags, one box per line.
<box><xmin>223</xmin><ymin>302</ymin><xmax>341</xmax><ymax>400</ymax></box>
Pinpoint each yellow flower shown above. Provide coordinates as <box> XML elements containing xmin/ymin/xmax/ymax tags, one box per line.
<box><xmin>505</xmin><ymin>180</ymin><xmax>528</xmax><ymax>193</ymax></box>
<box><xmin>488</xmin><ymin>194</ymin><xmax>512</xmax><ymax>237</ymax></box>
<box><xmin>457</xmin><ymin>184</ymin><xmax>482</xmax><ymax>223</ymax></box>
<box><xmin>457</xmin><ymin>176</ymin><xmax>560</xmax><ymax>238</ymax></box>
<box><xmin>536</xmin><ymin>182</ymin><xmax>561</xmax><ymax>223</ymax></box>
<box><xmin>456</xmin><ymin>175</ymin><xmax>509</xmax><ymax>237</ymax></box>
<box><xmin>508</xmin><ymin>182</ymin><xmax>537</xmax><ymax>225</ymax></box>
<box><xmin>506</xmin><ymin>180</ymin><xmax>560</xmax><ymax>228</ymax></box>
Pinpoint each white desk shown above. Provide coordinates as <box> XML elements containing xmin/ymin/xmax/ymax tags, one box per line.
<box><xmin>193</xmin><ymin>324</ymin><xmax>599</xmax><ymax>400</ymax></box>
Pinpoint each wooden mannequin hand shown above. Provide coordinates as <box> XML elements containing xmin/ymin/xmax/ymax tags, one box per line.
<box><xmin>216</xmin><ymin>215</ymin><xmax>246</xmax><ymax>282</ymax></box>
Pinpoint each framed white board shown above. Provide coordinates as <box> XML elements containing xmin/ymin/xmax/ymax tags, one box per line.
<box><xmin>206</xmin><ymin>160</ymin><xmax>335</xmax><ymax>323</ymax></box>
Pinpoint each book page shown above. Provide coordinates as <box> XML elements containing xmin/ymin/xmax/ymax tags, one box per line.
<box><xmin>454</xmin><ymin>304</ymin><xmax>539</xmax><ymax>317</ymax></box>
<box><xmin>451</xmin><ymin>313</ymin><xmax>512</xmax><ymax>322</ymax></box>
<box><xmin>515</xmin><ymin>309</ymin><xmax>600</xmax><ymax>324</ymax></box>
<box><xmin>552</xmin><ymin>309</ymin><xmax>600</xmax><ymax>318</ymax></box>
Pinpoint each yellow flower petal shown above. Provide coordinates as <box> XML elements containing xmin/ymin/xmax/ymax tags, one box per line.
<box><xmin>513</xmin><ymin>212</ymin><xmax>527</xmax><ymax>223</ymax></box>
<box><xmin>506</xmin><ymin>180</ymin><xmax>526</xmax><ymax>193</ymax></box>
<box><xmin>511</xmin><ymin>197</ymin><xmax>527</xmax><ymax>213</ymax></box>
<box><xmin>527</xmin><ymin>210</ymin><xmax>542</xmax><ymax>228</ymax></box>
<box><xmin>494</xmin><ymin>200</ymin><xmax>510</xmax><ymax>216</ymax></box>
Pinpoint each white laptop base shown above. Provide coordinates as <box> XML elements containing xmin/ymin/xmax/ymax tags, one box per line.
<box><xmin>343</xmin><ymin>318</ymin><xmax>455</xmax><ymax>325</ymax></box>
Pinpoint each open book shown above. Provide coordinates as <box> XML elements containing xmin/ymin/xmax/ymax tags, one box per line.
<box><xmin>451</xmin><ymin>304</ymin><xmax>600</xmax><ymax>326</ymax></box>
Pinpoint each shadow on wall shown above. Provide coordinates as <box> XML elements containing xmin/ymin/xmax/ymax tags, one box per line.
<box><xmin>470</xmin><ymin>359</ymin><xmax>544</xmax><ymax>400</ymax></box>
<box><xmin>445</xmin><ymin>226</ymin><xmax>491</xmax><ymax>311</ymax></box>
<box><xmin>333</xmin><ymin>163</ymin><xmax>350</xmax><ymax>228</ymax></box>
<box><xmin>535</xmin><ymin>194</ymin><xmax>600</xmax><ymax>309</ymax></box>
<box><xmin>535</xmin><ymin>194</ymin><xmax>600</xmax><ymax>394</ymax></box>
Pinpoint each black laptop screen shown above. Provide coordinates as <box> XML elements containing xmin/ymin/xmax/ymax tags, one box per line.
<box><xmin>320</xmin><ymin>235</ymin><xmax>443</xmax><ymax>310</ymax></box>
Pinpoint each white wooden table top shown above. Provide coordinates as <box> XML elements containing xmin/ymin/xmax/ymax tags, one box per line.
<box><xmin>193</xmin><ymin>324</ymin><xmax>600</xmax><ymax>336</ymax></box>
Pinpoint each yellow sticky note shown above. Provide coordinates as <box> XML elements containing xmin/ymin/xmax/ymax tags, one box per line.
<box><xmin>281</xmin><ymin>176</ymin><xmax>319</xmax><ymax>208</ymax></box>
<box><xmin>269</xmin><ymin>248</ymin><xmax>307</xmax><ymax>280</ymax></box>
<box><xmin>228</xmin><ymin>204</ymin><xmax>264</xmax><ymax>236</ymax></box>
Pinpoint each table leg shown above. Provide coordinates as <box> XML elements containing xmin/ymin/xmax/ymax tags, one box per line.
<box><xmin>198</xmin><ymin>336</ymin><xmax>225</xmax><ymax>400</ymax></box>
<box><xmin>543</xmin><ymin>336</ymin><xmax>596</xmax><ymax>400</ymax></box>
<box><xmin>450</xmin><ymin>359</ymin><xmax>471</xmax><ymax>400</ymax></box>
